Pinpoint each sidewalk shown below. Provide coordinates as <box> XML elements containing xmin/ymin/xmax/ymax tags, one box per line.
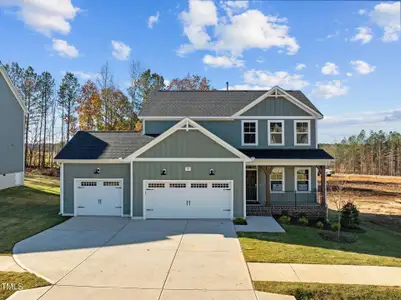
<box><xmin>0</xmin><ymin>256</ymin><xmax>25</xmax><ymax>272</ymax></box>
<box><xmin>248</xmin><ymin>263</ymin><xmax>401</xmax><ymax>286</ymax></box>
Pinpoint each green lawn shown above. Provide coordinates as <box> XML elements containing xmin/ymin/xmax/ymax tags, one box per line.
<box><xmin>0</xmin><ymin>174</ymin><xmax>67</xmax><ymax>255</ymax></box>
<box><xmin>0</xmin><ymin>271</ymin><xmax>50</xmax><ymax>300</ymax></box>
<box><xmin>238</xmin><ymin>222</ymin><xmax>401</xmax><ymax>267</ymax></box>
<box><xmin>255</xmin><ymin>281</ymin><xmax>401</xmax><ymax>300</ymax></box>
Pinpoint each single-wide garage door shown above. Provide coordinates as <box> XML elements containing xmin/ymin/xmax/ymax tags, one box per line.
<box><xmin>144</xmin><ymin>181</ymin><xmax>233</xmax><ymax>219</ymax></box>
<box><xmin>75</xmin><ymin>179</ymin><xmax>123</xmax><ymax>216</ymax></box>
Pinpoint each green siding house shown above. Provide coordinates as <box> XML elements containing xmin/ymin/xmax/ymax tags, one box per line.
<box><xmin>0</xmin><ymin>66</ymin><xmax>26</xmax><ymax>190</ymax></box>
<box><xmin>55</xmin><ymin>86</ymin><xmax>333</xmax><ymax>219</ymax></box>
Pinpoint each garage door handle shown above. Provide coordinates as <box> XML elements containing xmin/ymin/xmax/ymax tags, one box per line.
<box><xmin>146</xmin><ymin>188</ymin><xmax>154</xmax><ymax>191</ymax></box>
<box><xmin>223</xmin><ymin>209</ymin><xmax>231</xmax><ymax>211</ymax></box>
<box><xmin>78</xmin><ymin>206</ymin><xmax>85</xmax><ymax>208</ymax></box>
<box><xmin>146</xmin><ymin>209</ymin><xmax>154</xmax><ymax>211</ymax></box>
<box><xmin>115</xmin><ymin>206</ymin><xmax>122</xmax><ymax>208</ymax></box>
<box><xmin>224</xmin><ymin>189</ymin><xmax>231</xmax><ymax>191</ymax></box>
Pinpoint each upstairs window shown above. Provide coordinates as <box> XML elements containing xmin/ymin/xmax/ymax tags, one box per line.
<box><xmin>242</xmin><ymin>120</ymin><xmax>258</xmax><ymax>146</ymax></box>
<box><xmin>295</xmin><ymin>121</ymin><xmax>310</xmax><ymax>145</ymax></box>
<box><xmin>295</xmin><ymin>168</ymin><xmax>311</xmax><ymax>192</ymax></box>
<box><xmin>270</xmin><ymin>168</ymin><xmax>285</xmax><ymax>192</ymax></box>
<box><xmin>268</xmin><ymin>121</ymin><xmax>284</xmax><ymax>146</ymax></box>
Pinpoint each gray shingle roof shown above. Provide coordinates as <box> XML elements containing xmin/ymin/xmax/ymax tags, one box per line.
<box><xmin>54</xmin><ymin>131</ymin><xmax>154</xmax><ymax>160</ymax></box>
<box><xmin>139</xmin><ymin>90</ymin><xmax>323</xmax><ymax>117</ymax></box>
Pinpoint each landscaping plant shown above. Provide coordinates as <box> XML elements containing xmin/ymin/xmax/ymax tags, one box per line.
<box><xmin>278</xmin><ymin>215</ymin><xmax>291</xmax><ymax>224</ymax></box>
<box><xmin>298</xmin><ymin>216</ymin><xmax>309</xmax><ymax>226</ymax></box>
<box><xmin>316</xmin><ymin>221</ymin><xmax>324</xmax><ymax>229</ymax></box>
<box><xmin>341</xmin><ymin>201</ymin><xmax>360</xmax><ymax>229</ymax></box>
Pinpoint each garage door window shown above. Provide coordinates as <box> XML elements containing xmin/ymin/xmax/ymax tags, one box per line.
<box><xmin>191</xmin><ymin>183</ymin><xmax>208</xmax><ymax>188</ymax></box>
<box><xmin>169</xmin><ymin>183</ymin><xmax>187</xmax><ymax>188</ymax></box>
<box><xmin>81</xmin><ymin>181</ymin><xmax>97</xmax><ymax>187</ymax></box>
<box><xmin>212</xmin><ymin>183</ymin><xmax>229</xmax><ymax>189</ymax></box>
<box><xmin>148</xmin><ymin>183</ymin><xmax>165</xmax><ymax>188</ymax></box>
<box><xmin>103</xmin><ymin>181</ymin><xmax>120</xmax><ymax>187</ymax></box>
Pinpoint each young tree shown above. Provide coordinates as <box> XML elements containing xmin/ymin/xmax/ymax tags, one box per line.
<box><xmin>97</xmin><ymin>62</ymin><xmax>114</xmax><ymax>128</ymax></box>
<box><xmin>127</xmin><ymin>60</ymin><xmax>142</xmax><ymax>130</ymax></box>
<box><xmin>58</xmin><ymin>72</ymin><xmax>80</xmax><ymax>143</ymax></box>
<box><xmin>329</xmin><ymin>181</ymin><xmax>347</xmax><ymax>241</ymax></box>
<box><xmin>167</xmin><ymin>73</ymin><xmax>213</xmax><ymax>90</ymax></box>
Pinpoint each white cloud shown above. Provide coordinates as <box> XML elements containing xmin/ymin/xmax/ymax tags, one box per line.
<box><xmin>256</xmin><ymin>56</ymin><xmax>264</xmax><ymax>63</ymax></box>
<box><xmin>202</xmin><ymin>54</ymin><xmax>244</xmax><ymax>68</ymax></box>
<box><xmin>321</xmin><ymin>62</ymin><xmax>340</xmax><ymax>75</ymax></box>
<box><xmin>178</xmin><ymin>2</ymin><xmax>299</xmax><ymax>56</ymax></box>
<box><xmin>228</xmin><ymin>84</ymin><xmax>269</xmax><ymax>90</ymax></box>
<box><xmin>111</xmin><ymin>40</ymin><xmax>131</xmax><ymax>60</ymax></box>
<box><xmin>312</xmin><ymin>80</ymin><xmax>348</xmax><ymax>99</ymax></box>
<box><xmin>322</xmin><ymin>108</ymin><xmax>401</xmax><ymax>126</ymax></box>
<box><xmin>362</xmin><ymin>2</ymin><xmax>401</xmax><ymax>42</ymax></box>
<box><xmin>224</xmin><ymin>1</ymin><xmax>249</xmax><ymax>9</ymax></box>
<box><xmin>351</xmin><ymin>60</ymin><xmax>376</xmax><ymax>74</ymax></box>
<box><xmin>71</xmin><ymin>71</ymin><xmax>100</xmax><ymax>81</ymax></box>
<box><xmin>244</xmin><ymin>69</ymin><xmax>309</xmax><ymax>90</ymax></box>
<box><xmin>148</xmin><ymin>11</ymin><xmax>160</xmax><ymax>29</ymax></box>
<box><xmin>351</xmin><ymin>27</ymin><xmax>373</xmax><ymax>44</ymax></box>
<box><xmin>295</xmin><ymin>63</ymin><xmax>306</xmax><ymax>71</ymax></box>
<box><xmin>346</xmin><ymin>72</ymin><xmax>353</xmax><ymax>77</ymax></box>
<box><xmin>358</xmin><ymin>9</ymin><xmax>367</xmax><ymax>15</ymax></box>
<box><xmin>52</xmin><ymin>38</ymin><xmax>79</xmax><ymax>58</ymax></box>
<box><xmin>164</xmin><ymin>79</ymin><xmax>171</xmax><ymax>87</ymax></box>
<box><xmin>0</xmin><ymin>0</ymin><xmax>79</xmax><ymax>36</ymax></box>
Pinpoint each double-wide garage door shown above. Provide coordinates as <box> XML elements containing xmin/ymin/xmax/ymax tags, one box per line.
<box><xmin>74</xmin><ymin>179</ymin><xmax>123</xmax><ymax>216</ymax></box>
<box><xmin>144</xmin><ymin>181</ymin><xmax>233</xmax><ymax>219</ymax></box>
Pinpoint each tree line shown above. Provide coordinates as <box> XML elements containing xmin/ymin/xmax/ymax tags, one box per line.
<box><xmin>322</xmin><ymin>130</ymin><xmax>401</xmax><ymax>176</ymax></box>
<box><xmin>1</xmin><ymin>60</ymin><xmax>212</xmax><ymax>169</ymax></box>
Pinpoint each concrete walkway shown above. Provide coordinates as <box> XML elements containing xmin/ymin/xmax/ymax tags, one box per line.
<box><xmin>248</xmin><ymin>263</ymin><xmax>401</xmax><ymax>286</ymax></box>
<box><xmin>235</xmin><ymin>216</ymin><xmax>285</xmax><ymax>233</ymax></box>
<box><xmin>0</xmin><ymin>256</ymin><xmax>25</xmax><ymax>272</ymax></box>
<box><xmin>11</xmin><ymin>217</ymin><xmax>293</xmax><ymax>299</ymax></box>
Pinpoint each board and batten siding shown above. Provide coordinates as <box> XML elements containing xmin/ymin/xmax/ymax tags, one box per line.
<box><xmin>133</xmin><ymin>161</ymin><xmax>244</xmax><ymax>218</ymax></box>
<box><xmin>138</xmin><ymin>130</ymin><xmax>238</xmax><ymax>158</ymax></box>
<box><xmin>0</xmin><ymin>73</ymin><xmax>24</xmax><ymax>175</ymax></box>
<box><xmin>144</xmin><ymin>119</ymin><xmax>316</xmax><ymax>149</ymax></box>
<box><xmin>257</xmin><ymin>166</ymin><xmax>318</xmax><ymax>205</ymax></box>
<box><xmin>63</xmin><ymin>163</ymin><xmax>131</xmax><ymax>215</ymax></box>
<box><xmin>241</xmin><ymin>97</ymin><xmax>311</xmax><ymax>117</ymax></box>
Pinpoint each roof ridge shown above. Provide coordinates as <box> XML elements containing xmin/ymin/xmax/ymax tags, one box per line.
<box><xmin>84</xmin><ymin>130</ymin><xmax>142</xmax><ymax>133</ymax></box>
<box><xmin>155</xmin><ymin>89</ymin><xmax>302</xmax><ymax>92</ymax></box>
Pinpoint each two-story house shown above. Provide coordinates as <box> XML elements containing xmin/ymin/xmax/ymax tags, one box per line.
<box><xmin>55</xmin><ymin>86</ymin><xmax>333</xmax><ymax>219</ymax></box>
<box><xmin>0</xmin><ymin>65</ymin><xmax>26</xmax><ymax>190</ymax></box>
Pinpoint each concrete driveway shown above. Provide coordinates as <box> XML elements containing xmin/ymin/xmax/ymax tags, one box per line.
<box><xmin>13</xmin><ymin>217</ymin><xmax>256</xmax><ymax>299</ymax></box>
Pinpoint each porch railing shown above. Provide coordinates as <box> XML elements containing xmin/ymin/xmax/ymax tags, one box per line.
<box><xmin>246</xmin><ymin>188</ymin><xmax>321</xmax><ymax>207</ymax></box>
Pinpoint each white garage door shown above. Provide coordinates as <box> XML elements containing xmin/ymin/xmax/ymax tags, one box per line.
<box><xmin>144</xmin><ymin>181</ymin><xmax>233</xmax><ymax>219</ymax></box>
<box><xmin>74</xmin><ymin>179</ymin><xmax>123</xmax><ymax>216</ymax></box>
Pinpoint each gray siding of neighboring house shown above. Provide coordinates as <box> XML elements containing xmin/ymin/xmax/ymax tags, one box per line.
<box><xmin>0</xmin><ymin>74</ymin><xmax>24</xmax><ymax>174</ymax></box>
<box><xmin>257</xmin><ymin>166</ymin><xmax>318</xmax><ymax>205</ymax></box>
<box><xmin>241</xmin><ymin>97</ymin><xmax>312</xmax><ymax>117</ymax></box>
<box><xmin>133</xmin><ymin>161</ymin><xmax>244</xmax><ymax>218</ymax></box>
<box><xmin>144</xmin><ymin>119</ymin><xmax>316</xmax><ymax>149</ymax></box>
<box><xmin>138</xmin><ymin>130</ymin><xmax>238</xmax><ymax>158</ymax></box>
<box><xmin>63</xmin><ymin>163</ymin><xmax>131</xmax><ymax>215</ymax></box>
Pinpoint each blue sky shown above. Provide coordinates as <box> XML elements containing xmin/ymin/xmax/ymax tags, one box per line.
<box><xmin>0</xmin><ymin>0</ymin><xmax>400</xmax><ymax>142</ymax></box>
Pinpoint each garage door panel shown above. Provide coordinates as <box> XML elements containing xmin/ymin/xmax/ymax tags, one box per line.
<box><xmin>75</xmin><ymin>179</ymin><xmax>123</xmax><ymax>216</ymax></box>
<box><xmin>144</xmin><ymin>181</ymin><xmax>232</xmax><ymax>219</ymax></box>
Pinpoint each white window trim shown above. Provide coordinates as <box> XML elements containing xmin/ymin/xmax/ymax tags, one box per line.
<box><xmin>294</xmin><ymin>167</ymin><xmax>311</xmax><ymax>193</ymax></box>
<box><xmin>294</xmin><ymin>120</ymin><xmax>311</xmax><ymax>146</ymax></box>
<box><xmin>268</xmin><ymin>120</ymin><xmax>284</xmax><ymax>146</ymax></box>
<box><xmin>270</xmin><ymin>167</ymin><xmax>285</xmax><ymax>193</ymax></box>
<box><xmin>241</xmin><ymin>120</ymin><xmax>258</xmax><ymax>146</ymax></box>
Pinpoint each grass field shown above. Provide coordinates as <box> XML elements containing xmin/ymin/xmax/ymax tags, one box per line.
<box><xmin>254</xmin><ymin>281</ymin><xmax>401</xmax><ymax>300</ymax></box>
<box><xmin>327</xmin><ymin>174</ymin><xmax>401</xmax><ymax>232</ymax></box>
<box><xmin>0</xmin><ymin>173</ymin><xmax>66</xmax><ymax>255</ymax></box>
<box><xmin>0</xmin><ymin>272</ymin><xmax>50</xmax><ymax>300</ymax></box>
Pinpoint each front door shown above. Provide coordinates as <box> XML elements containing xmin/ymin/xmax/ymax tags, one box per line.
<box><xmin>246</xmin><ymin>170</ymin><xmax>257</xmax><ymax>201</ymax></box>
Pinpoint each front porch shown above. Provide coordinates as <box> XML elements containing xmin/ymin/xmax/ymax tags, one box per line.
<box><xmin>245</xmin><ymin>165</ymin><xmax>328</xmax><ymax>218</ymax></box>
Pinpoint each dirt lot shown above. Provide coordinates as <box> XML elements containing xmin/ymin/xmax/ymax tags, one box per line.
<box><xmin>326</xmin><ymin>174</ymin><xmax>401</xmax><ymax>232</ymax></box>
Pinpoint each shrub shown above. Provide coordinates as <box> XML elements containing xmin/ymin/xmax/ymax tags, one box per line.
<box><xmin>323</xmin><ymin>222</ymin><xmax>332</xmax><ymax>231</ymax></box>
<box><xmin>233</xmin><ymin>217</ymin><xmax>247</xmax><ymax>225</ymax></box>
<box><xmin>281</xmin><ymin>210</ymin><xmax>290</xmax><ymax>217</ymax></box>
<box><xmin>316</xmin><ymin>221</ymin><xmax>324</xmax><ymax>229</ymax></box>
<box><xmin>331</xmin><ymin>223</ymin><xmax>340</xmax><ymax>232</ymax></box>
<box><xmin>278</xmin><ymin>215</ymin><xmax>291</xmax><ymax>224</ymax></box>
<box><xmin>341</xmin><ymin>201</ymin><xmax>360</xmax><ymax>228</ymax></box>
<box><xmin>298</xmin><ymin>216</ymin><xmax>309</xmax><ymax>226</ymax></box>
<box><xmin>298</xmin><ymin>212</ymin><xmax>308</xmax><ymax>219</ymax></box>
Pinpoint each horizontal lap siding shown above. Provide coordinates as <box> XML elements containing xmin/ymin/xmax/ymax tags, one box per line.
<box><xmin>138</xmin><ymin>130</ymin><xmax>238</xmax><ymax>158</ymax></box>
<box><xmin>63</xmin><ymin>163</ymin><xmax>131</xmax><ymax>215</ymax></box>
<box><xmin>133</xmin><ymin>162</ymin><xmax>244</xmax><ymax>218</ymax></box>
<box><xmin>0</xmin><ymin>74</ymin><xmax>24</xmax><ymax>174</ymax></box>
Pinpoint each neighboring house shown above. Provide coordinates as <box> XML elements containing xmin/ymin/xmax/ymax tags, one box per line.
<box><xmin>55</xmin><ymin>86</ymin><xmax>333</xmax><ymax>219</ymax></box>
<box><xmin>0</xmin><ymin>66</ymin><xmax>26</xmax><ymax>190</ymax></box>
